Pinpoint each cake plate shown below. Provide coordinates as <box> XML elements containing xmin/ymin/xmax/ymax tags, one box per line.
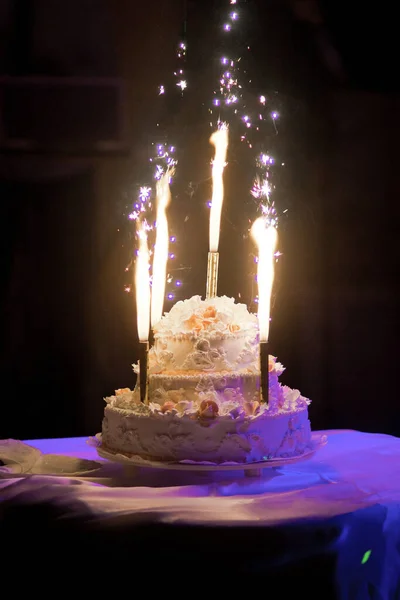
<box><xmin>90</xmin><ymin>433</ymin><xmax>327</xmax><ymax>477</ymax></box>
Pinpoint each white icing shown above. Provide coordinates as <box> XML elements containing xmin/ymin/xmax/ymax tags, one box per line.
<box><xmin>101</xmin><ymin>402</ymin><xmax>312</xmax><ymax>464</ymax></box>
<box><xmin>101</xmin><ymin>295</ymin><xmax>313</xmax><ymax>464</ymax></box>
<box><xmin>149</xmin><ymin>370</ymin><xmax>260</xmax><ymax>407</ymax></box>
<box><xmin>104</xmin><ymin>388</ymin><xmax>141</xmax><ymax>410</ymax></box>
<box><xmin>149</xmin><ymin>333</ymin><xmax>259</xmax><ymax>373</ymax></box>
<box><xmin>153</xmin><ymin>295</ymin><xmax>258</xmax><ymax>337</ymax></box>
<box><xmin>150</xmin><ymin>296</ymin><xmax>259</xmax><ymax>373</ymax></box>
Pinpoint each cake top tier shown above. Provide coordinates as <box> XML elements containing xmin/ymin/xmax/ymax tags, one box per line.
<box><xmin>153</xmin><ymin>295</ymin><xmax>258</xmax><ymax>338</ymax></box>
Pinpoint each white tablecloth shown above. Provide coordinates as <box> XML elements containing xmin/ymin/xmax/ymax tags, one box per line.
<box><xmin>1</xmin><ymin>429</ymin><xmax>400</xmax><ymax>525</ymax></box>
<box><xmin>2</xmin><ymin>429</ymin><xmax>400</xmax><ymax>597</ymax></box>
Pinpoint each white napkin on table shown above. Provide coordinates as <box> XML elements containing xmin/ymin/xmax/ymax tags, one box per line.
<box><xmin>0</xmin><ymin>439</ymin><xmax>102</xmax><ymax>477</ymax></box>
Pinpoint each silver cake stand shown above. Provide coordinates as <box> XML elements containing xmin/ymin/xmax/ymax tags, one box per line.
<box><xmin>90</xmin><ymin>433</ymin><xmax>327</xmax><ymax>477</ymax></box>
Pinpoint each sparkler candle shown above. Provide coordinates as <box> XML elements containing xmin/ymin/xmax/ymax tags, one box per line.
<box><xmin>206</xmin><ymin>125</ymin><xmax>229</xmax><ymax>299</ymax></box>
<box><xmin>251</xmin><ymin>218</ymin><xmax>278</xmax><ymax>405</ymax></box>
<box><xmin>135</xmin><ymin>221</ymin><xmax>151</xmax><ymax>404</ymax></box>
<box><xmin>151</xmin><ymin>170</ymin><xmax>173</xmax><ymax>328</ymax></box>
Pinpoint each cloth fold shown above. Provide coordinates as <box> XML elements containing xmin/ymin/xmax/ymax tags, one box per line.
<box><xmin>2</xmin><ymin>430</ymin><xmax>400</xmax><ymax>597</ymax></box>
<box><xmin>1</xmin><ymin>430</ymin><xmax>400</xmax><ymax>526</ymax></box>
<box><xmin>0</xmin><ymin>438</ymin><xmax>102</xmax><ymax>477</ymax></box>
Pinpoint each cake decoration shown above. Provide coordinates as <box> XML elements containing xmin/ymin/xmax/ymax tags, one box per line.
<box><xmin>98</xmin><ymin>104</ymin><xmax>314</xmax><ymax>465</ymax></box>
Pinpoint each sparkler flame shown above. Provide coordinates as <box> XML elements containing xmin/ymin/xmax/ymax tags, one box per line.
<box><xmin>135</xmin><ymin>221</ymin><xmax>151</xmax><ymax>342</ymax></box>
<box><xmin>209</xmin><ymin>125</ymin><xmax>229</xmax><ymax>252</ymax></box>
<box><xmin>251</xmin><ymin>218</ymin><xmax>278</xmax><ymax>342</ymax></box>
<box><xmin>151</xmin><ymin>170</ymin><xmax>173</xmax><ymax>327</ymax></box>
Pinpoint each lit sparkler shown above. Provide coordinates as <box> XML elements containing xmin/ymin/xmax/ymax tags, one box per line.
<box><xmin>125</xmin><ymin>28</ymin><xmax>188</xmax><ymax>301</ymax></box>
<box><xmin>151</xmin><ymin>170</ymin><xmax>173</xmax><ymax>327</ymax></box>
<box><xmin>206</xmin><ymin>124</ymin><xmax>229</xmax><ymax>299</ymax></box>
<box><xmin>251</xmin><ymin>218</ymin><xmax>278</xmax><ymax>405</ymax></box>
<box><xmin>135</xmin><ymin>220</ymin><xmax>151</xmax><ymax>404</ymax></box>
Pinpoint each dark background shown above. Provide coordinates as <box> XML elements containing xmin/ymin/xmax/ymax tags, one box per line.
<box><xmin>0</xmin><ymin>0</ymin><xmax>398</xmax><ymax>440</ymax></box>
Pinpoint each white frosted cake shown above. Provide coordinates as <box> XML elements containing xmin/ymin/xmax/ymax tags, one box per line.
<box><xmin>100</xmin><ymin>295</ymin><xmax>312</xmax><ymax>464</ymax></box>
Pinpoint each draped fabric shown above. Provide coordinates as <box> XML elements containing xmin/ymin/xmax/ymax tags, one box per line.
<box><xmin>1</xmin><ymin>430</ymin><xmax>400</xmax><ymax>596</ymax></box>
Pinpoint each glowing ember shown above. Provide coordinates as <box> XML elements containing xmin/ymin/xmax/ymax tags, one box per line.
<box><xmin>251</xmin><ymin>218</ymin><xmax>278</xmax><ymax>342</ymax></box>
<box><xmin>209</xmin><ymin>125</ymin><xmax>229</xmax><ymax>252</ymax></box>
<box><xmin>135</xmin><ymin>221</ymin><xmax>151</xmax><ymax>342</ymax></box>
<box><xmin>151</xmin><ymin>170</ymin><xmax>172</xmax><ymax>327</ymax></box>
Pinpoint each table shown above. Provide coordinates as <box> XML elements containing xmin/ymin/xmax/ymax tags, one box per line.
<box><xmin>1</xmin><ymin>430</ymin><xmax>400</xmax><ymax>597</ymax></box>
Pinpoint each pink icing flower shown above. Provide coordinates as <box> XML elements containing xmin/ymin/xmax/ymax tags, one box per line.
<box><xmin>198</xmin><ymin>399</ymin><xmax>219</xmax><ymax>419</ymax></box>
<box><xmin>116</xmin><ymin>388</ymin><xmax>131</xmax><ymax>396</ymax></box>
<box><xmin>203</xmin><ymin>306</ymin><xmax>217</xmax><ymax>319</ymax></box>
<box><xmin>161</xmin><ymin>401</ymin><xmax>176</xmax><ymax>413</ymax></box>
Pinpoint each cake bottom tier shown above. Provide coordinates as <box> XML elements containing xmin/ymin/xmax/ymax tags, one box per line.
<box><xmin>101</xmin><ymin>403</ymin><xmax>312</xmax><ymax>464</ymax></box>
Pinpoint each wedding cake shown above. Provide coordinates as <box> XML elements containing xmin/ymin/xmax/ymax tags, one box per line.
<box><xmin>100</xmin><ymin>295</ymin><xmax>312</xmax><ymax>464</ymax></box>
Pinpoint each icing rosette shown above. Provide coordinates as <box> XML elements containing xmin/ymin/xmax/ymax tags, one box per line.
<box><xmin>105</xmin><ymin>387</ymin><xmax>141</xmax><ymax>409</ymax></box>
<box><xmin>153</xmin><ymin>295</ymin><xmax>258</xmax><ymax>337</ymax></box>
